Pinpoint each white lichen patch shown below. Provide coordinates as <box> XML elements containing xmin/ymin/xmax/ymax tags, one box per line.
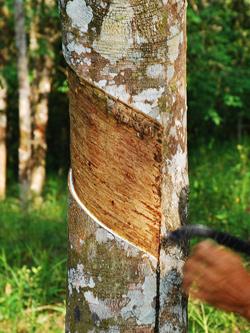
<box><xmin>105</xmin><ymin>85</ymin><xmax>131</xmax><ymax>103</ymax></box>
<box><xmin>166</xmin><ymin>145</ymin><xmax>187</xmax><ymax>185</ymax></box>
<box><xmin>175</xmin><ymin>118</ymin><xmax>182</xmax><ymax>127</ymax></box>
<box><xmin>121</xmin><ymin>275</ymin><xmax>156</xmax><ymax>325</ymax></box>
<box><xmin>84</xmin><ymin>291</ymin><xmax>114</xmax><ymax>320</ymax></box>
<box><xmin>88</xmin><ymin>326</ymin><xmax>120</xmax><ymax>333</ymax></box>
<box><xmin>83</xmin><ymin>57</ymin><xmax>91</xmax><ymax>66</ymax></box>
<box><xmin>133</xmin><ymin>87</ymin><xmax>165</xmax><ymax>104</ymax></box>
<box><xmin>167</xmin><ymin>31</ymin><xmax>183</xmax><ymax>63</ymax></box>
<box><xmin>146</xmin><ymin>64</ymin><xmax>164</xmax><ymax>79</ymax></box>
<box><xmin>132</xmin><ymin>87</ymin><xmax>164</xmax><ymax>116</ymax></box>
<box><xmin>170</xmin><ymin>25</ymin><xmax>179</xmax><ymax>37</ymax></box>
<box><xmin>134</xmin><ymin>31</ymin><xmax>148</xmax><ymax>45</ymax></box>
<box><xmin>169</xmin><ymin>126</ymin><xmax>177</xmax><ymax>138</ymax></box>
<box><xmin>66</xmin><ymin>41</ymin><xmax>91</xmax><ymax>55</ymax></box>
<box><xmin>66</xmin><ymin>0</ymin><xmax>93</xmax><ymax>33</ymax></box>
<box><xmin>93</xmin><ymin>0</ymin><xmax>134</xmax><ymax>64</ymax></box>
<box><xmin>167</xmin><ymin>65</ymin><xmax>175</xmax><ymax>82</ymax></box>
<box><xmin>96</xmin><ymin>228</ymin><xmax>115</xmax><ymax>244</ymax></box>
<box><xmin>94</xmin><ymin>80</ymin><xmax>107</xmax><ymax>89</ymax></box>
<box><xmin>160</xmin><ymin>322</ymin><xmax>183</xmax><ymax>333</ymax></box>
<box><xmin>116</xmin><ymin>238</ymin><xmax>141</xmax><ymax>258</ymax></box>
<box><xmin>132</xmin><ymin>102</ymin><xmax>152</xmax><ymax>115</ymax></box>
<box><xmin>171</xmin><ymin>190</ymin><xmax>179</xmax><ymax>209</ymax></box>
<box><xmin>68</xmin><ymin>264</ymin><xmax>95</xmax><ymax>295</ymax></box>
<box><xmin>160</xmin><ymin>247</ymin><xmax>184</xmax><ymax>276</ymax></box>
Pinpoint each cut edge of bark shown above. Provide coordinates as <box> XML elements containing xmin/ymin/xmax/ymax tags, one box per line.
<box><xmin>69</xmin><ymin>69</ymin><xmax>163</xmax><ymax>259</ymax></box>
<box><xmin>68</xmin><ymin>169</ymin><xmax>158</xmax><ymax>262</ymax></box>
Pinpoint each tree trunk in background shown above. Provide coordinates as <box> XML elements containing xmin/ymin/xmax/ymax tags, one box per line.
<box><xmin>60</xmin><ymin>0</ymin><xmax>188</xmax><ymax>331</ymax></box>
<box><xmin>29</xmin><ymin>0</ymin><xmax>53</xmax><ymax>200</ymax></box>
<box><xmin>0</xmin><ymin>76</ymin><xmax>7</xmax><ymax>200</ymax></box>
<box><xmin>30</xmin><ymin>56</ymin><xmax>52</xmax><ymax>199</ymax></box>
<box><xmin>14</xmin><ymin>0</ymin><xmax>32</xmax><ymax>203</ymax></box>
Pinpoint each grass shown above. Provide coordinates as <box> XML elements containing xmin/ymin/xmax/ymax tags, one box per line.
<box><xmin>189</xmin><ymin>140</ymin><xmax>250</xmax><ymax>241</ymax></box>
<box><xmin>0</xmin><ymin>140</ymin><xmax>250</xmax><ymax>332</ymax></box>
<box><xmin>0</xmin><ymin>177</ymin><xmax>67</xmax><ymax>333</ymax></box>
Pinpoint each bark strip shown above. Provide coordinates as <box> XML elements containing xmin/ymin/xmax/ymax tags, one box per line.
<box><xmin>69</xmin><ymin>69</ymin><xmax>163</xmax><ymax>258</ymax></box>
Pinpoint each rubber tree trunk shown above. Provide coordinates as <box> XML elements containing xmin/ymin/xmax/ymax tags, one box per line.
<box><xmin>29</xmin><ymin>0</ymin><xmax>53</xmax><ymax>200</ymax></box>
<box><xmin>0</xmin><ymin>76</ymin><xmax>7</xmax><ymax>200</ymax></box>
<box><xmin>60</xmin><ymin>0</ymin><xmax>188</xmax><ymax>331</ymax></box>
<box><xmin>14</xmin><ymin>0</ymin><xmax>32</xmax><ymax>203</ymax></box>
<box><xmin>30</xmin><ymin>55</ymin><xmax>52</xmax><ymax>199</ymax></box>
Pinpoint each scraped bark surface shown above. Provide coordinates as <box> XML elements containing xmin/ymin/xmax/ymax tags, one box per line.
<box><xmin>69</xmin><ymin>70</ymin><xmax>163</xmax><ymax>258</ymax></box>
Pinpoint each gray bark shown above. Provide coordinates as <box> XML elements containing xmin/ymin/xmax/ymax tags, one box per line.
<box><xmin>14</xmin><ymin>0</ymin><xmax>32</xmax><ymax>202</ymax></box>
<box><xmin>29</xmin><ymin>0</ymin><xmax>53</xmax><ymax>200</ymax></box>
<box><xmin>30</xmin><ymin>57</ymin><xmax>51</xmax><ymax>199</ymax></box>
<box><xmin>0</xmin><ymin>76</ymin><xmax>7</xmax><ymax>200</ymax></box>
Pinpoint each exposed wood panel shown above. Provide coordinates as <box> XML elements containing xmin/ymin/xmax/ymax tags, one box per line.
<box><xmin>69</xmin><ymin>69</ymin><xmax>163</xmax><ymax>258</ymax></box>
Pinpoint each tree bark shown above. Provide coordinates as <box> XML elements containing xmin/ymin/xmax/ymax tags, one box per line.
<box><xmin>60</xmin><ymin>0</ymin><xmax>188</xmax><ymax>331</ymax></box>
<box><xmin>14</xmin><ymin>0</ymin><xmax>32</xmax><ymax>202</ymax></box>
<box><xmin>29</xmin><ymin>0</ymin><xmax>54</xmax><ymax>199</ymax></box>
<box><xmin>30</xmin><ymin>55</ymin><xmax>52</xmax><ymax>199</ymax></box>
<box><xmin>0</xmin><ymin>76</ymin><xmax>7</xmax><ymax>200</ymax></box>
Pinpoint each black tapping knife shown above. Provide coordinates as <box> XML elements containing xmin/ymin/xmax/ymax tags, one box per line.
<box><xmin>165</xmin><ymin>224</ymin><xmax>250</xmax><ymax>256</ymax></box>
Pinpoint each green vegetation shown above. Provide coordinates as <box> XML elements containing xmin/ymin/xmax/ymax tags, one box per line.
<box><xmin>0</xmin><ymin>178</ymin><xmax>67</xmax><ymax>333</ymax></box>
<box><xmin>0</xmin><ymin>141</ymin><xmax>249</xmax><ymax>332</ymax></box>
<box><xmin>189</xmin><ymin>140</ymin><xmax>250</xmax><ymax>240</ymax></box>
<box><xmin>188</xmin><ymin>1</ymin><xmax>250</xmax><ymax>140</ymax></box>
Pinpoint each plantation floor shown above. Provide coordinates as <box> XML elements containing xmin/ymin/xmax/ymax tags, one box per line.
<box><xmin>0</xmin><ymin>140</ymin><xmax>250</xmax><ymax>332</ymax></box>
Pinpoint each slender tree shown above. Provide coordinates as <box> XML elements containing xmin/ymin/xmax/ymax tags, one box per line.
<box><xmin>14</xmin><ymin>0</ymin><xmax>32</xmax><ymax>202</ymax></box>
<box><xmin>60</xmin><ymin>0</ymin><xmax>188</xmax><ymax>331</ymax></box>
<box><xmin>0</xmin><ymin>75</ymin><xmax>7</xmax><ymax>200</ymax></box>
<box><xmin>29</xmin><ymin>0</ymin><xmax>54</xmax><ymax>200</ymax></box>
<box><xmin>30</xmin><ymin>55</ymin><xmax>52</xmax><ymax>199</ymax></box>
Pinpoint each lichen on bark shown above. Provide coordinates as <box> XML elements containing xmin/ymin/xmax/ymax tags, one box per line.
<box><xmin>66</xmin><ymin>195</ymin><xmax>157</xmax><ymax>332</ymax></box>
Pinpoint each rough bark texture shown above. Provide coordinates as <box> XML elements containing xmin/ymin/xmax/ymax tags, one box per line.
<box><xmin>0</xmin><ymin>76</ymin><xmax>7</xmax><ymax>200</ymax></box>
<box><xmin>67</xmin><ymin>190</ymin><xmax>158</xmax><ymax>332</ymax></box>
<box><xmin>14</xmin><ymin>0</ymin><xmax>32</xmax><ymax>202</ymax></box>
<box><xmin>60</xmin><ymin>0</ymin><xmax>188</xmax><ymax>331</ymax></box>
<box><xmin>69</xmin><ymin>70</ymin><xmax>163</xmax><ymax>258</ymax></box>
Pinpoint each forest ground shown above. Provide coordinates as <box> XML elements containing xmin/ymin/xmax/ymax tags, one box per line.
<box><xmin>0</xmin><ymin>140</ymin><xmax>250</xmax><ymax>333</ymax></box>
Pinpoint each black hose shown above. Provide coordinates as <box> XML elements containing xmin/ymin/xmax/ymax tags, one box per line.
<box><xmin>165</xmin><ymin>224</ymin><xmax>250</xmax><ymax>256</ymax></box>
